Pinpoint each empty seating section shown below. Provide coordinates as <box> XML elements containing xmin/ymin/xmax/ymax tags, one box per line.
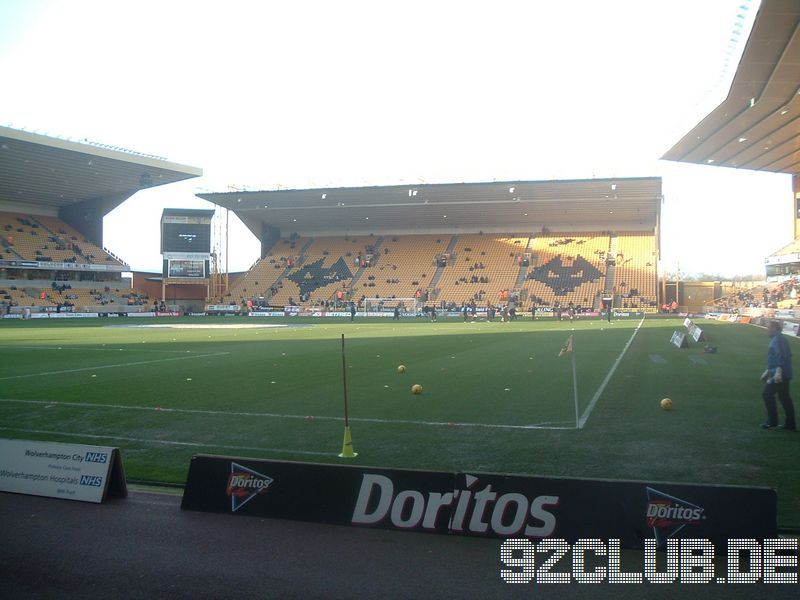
<box><xmin>0</xmin><ymin>211</ymin><xmax>125</xmax><ymax>266</ymax></box>
<box><xmin>434</xmin><ymin>234</ymin><xmax>527</xmax><ymax>305</ymax></box>
<box><xmin>0</xmin><ymin>286</ymin><xmax>56</xmax><ymax>308</ymax></box>
<box><xmin>522</xmin><ymin>233</ymin><xmax>609</xmax><ymax>308</ymax></box>
<box><xmin>1</xmin><ymin>212</ymin><xmax>45</xmax><ymax>260</ymax></box>
<box><xmin>358</xmin><ymin>235</ymin><xmax>449</xmax><ymax>301</ymax></box>
<box><xmin>223</xmin><ymin>237</ymin><xmax>309</xmax><ymax>304</ymax></box>
<box><xmin>614</xmin><ymin>233</ymin><xmax>657</xmax><ymax>308</ymax></box>
<box><xmin>225</xmin><ymin>257</ymin><xmax>285</xmax><ymax>304</ymax></box>
<box><xmin>0</xmin><ymin>284</ymin><xmax>151</xmax><ymax>311</ymax></box>
<box><xmin>771</xmin><ymin>238</ymin><xmax>800</xmax><ymax>255</ymax></box>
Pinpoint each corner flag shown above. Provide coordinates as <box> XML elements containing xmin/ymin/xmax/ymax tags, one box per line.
<box><xmin>558</xmin><ymin>335</ymin><xmax>573</xmax><ymax>357</ymax></box>
<box><xmin>557</xmin><ymin>334</ymin><xmax>579</xmax><ymax>428</ymax></box>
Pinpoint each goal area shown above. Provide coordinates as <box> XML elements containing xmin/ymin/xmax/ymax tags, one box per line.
<box><xmin>363</xmin><ymin>297</ymin><xmax>422</xmax><ymax>315</ymax></box>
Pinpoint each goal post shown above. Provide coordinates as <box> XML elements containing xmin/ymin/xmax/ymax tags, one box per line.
<box><xmin>363</xmin><ymin>297</ymin><xmax>422</xmax><ymax>315</ymax></box>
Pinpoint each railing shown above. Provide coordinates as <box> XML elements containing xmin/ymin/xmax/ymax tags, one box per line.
<box><xmin>102</xmin><ymin>247</ymin><xmax>130</xmax><ymax>267</ymax></box>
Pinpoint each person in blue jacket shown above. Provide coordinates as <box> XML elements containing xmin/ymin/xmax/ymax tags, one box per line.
<box><xmin>760</xmin><ymin>320</ymin><xmax>796</xmax><ymax>430</ymax></box>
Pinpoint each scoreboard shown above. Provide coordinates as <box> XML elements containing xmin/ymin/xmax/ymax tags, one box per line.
<box><xmin>161</xmin><ymin>209</ymin><xmax>214</xmax><ymax>279</ymax></box>
<box><xmin>167</xmin><ymin>259</ymin><xmax>206</xmax><ymax>278</ymax></box>
<box><xmin>161</xmin><ymin>214</ymin><xmax>212</xmax><ymax>254</ymax></box>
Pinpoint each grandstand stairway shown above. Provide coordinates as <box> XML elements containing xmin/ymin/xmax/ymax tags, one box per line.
<box><xmin>607</xmin><ymin>235</ymin><xmax>618</xmax><ymax>261</ymax></box>
<box><xmin>30</xmin><ymin>215</ymin><xmax>58</xmax><ymax>239</ymax></box>
<box><xmin>515</xmin><ymin>236</ymin><xmax>536</xmax><ymax>289</ymax></box>
<box><xmin>349</xmin><ymin>236</ymin><xmax>384</xmax><ymax>290</ymax></box>
<box><xmin>604</xmin><ymin>234</ymin><xmax>618</xmax><ymax>295</ymax></box>
<box><xmin>427</xmin><ymin>234</ymin><xmax>457</xmax><ymax>289</ymax></box>
<box><xmin>264</xmin><ymin>237</ymin><xmax>316</xmax><ymax>302</ymax></box>
<box><xmin>296</xmin><ymin>237</ymin><xmax>315</xmax><ymax>266</ymax></box>
<box><xmin>2</xmin><ymin>244</ymin><xmax>25</xmax><ymax>261</ymax></box>
<box><xmin>265</xmin><ymin>269</ymin><xmax>292</xmax><ymax>302</ymax></box>
<box><xmin>514</xmin><ymin>251</ymin><xmax>531</xmax><ymax>288</ymax></box>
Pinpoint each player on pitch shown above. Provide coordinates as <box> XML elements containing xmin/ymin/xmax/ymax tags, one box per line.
<box><xmin>760</xmin><ymin>320</ymin><xmax>797</xmax><ymax>431</ymax></box>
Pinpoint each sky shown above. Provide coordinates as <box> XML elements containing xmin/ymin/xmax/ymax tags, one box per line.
<box><xmin>0</xmin><ymin>0</ymin><xmax>793</xmax><ymax>278</ymax></box>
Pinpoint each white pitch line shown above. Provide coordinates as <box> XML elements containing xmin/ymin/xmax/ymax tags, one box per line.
<box><xmin>0</xmin><ymin>352</ymin><xmax>231</xmax><ymax>380</ymax></box>
<box><xmin>576</xmin><ymin>315</ymin><xmax>646</xmax><ymax>429</ymax></box>
<box><xmin>0</xmin><ymin>398</ymin><xmax>574</xmax><ymax>430</ymax></box>
<box><xmin>0</xmin><ymin>345</ymin><xmax>199</xmax><ymax>354</ymax></box>
<box><xmin>0</xmin><ymin>427</ymin><xmax>331</xmax><ymax>457</ymax></box>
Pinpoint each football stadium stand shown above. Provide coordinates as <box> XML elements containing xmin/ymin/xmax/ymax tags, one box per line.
<box><xmin>217</xmin><ymin>230</ymin><xmax>660</xmax><ymax>313</ymax></box>
<box><xmin>2</xmin><ymin>126</ymin><xmax>668</xmax><ymax>315</ymax></box>
<box><xmin>0</xmin><ymin>124</ymin><xmax>203</xmax><ymax>314</ymax></box>
<box><xmin>521</xmin><ymin>232</ymin><xmax>610</xmax><ymax>310</ymax></box>
<box><xmin>1</xmin><ymin>211</ymin><xmax>125</xmax><ymax>267</ymax></box>
<box><xmin>434</xmin><ymin>234</ymin><xmax>528</xmax><ymax>306</ymax></box>
<box><xmin>613</xmin><ymin>232</ymin><xmax>658</xmax><ymax>309</ymax></box>
<box><xmin>0</xmin><ymin>282</ymin><xmax>152</xmax><ymax>313</ymax></box>
<box><xmin>267</xmin><ymin>235</ymin><xmax>363</xmax><ymax>307</ymax></box>
<box><xmin>354</xmin><ymin>234</ymin><xmax>448</xmax><ymax>303</ymax></box>
<box><xmin>707</xmin><ymin>279</ymin><xmax>799</xmax><ymax>312</ymax></box>
<box><xmin>222</xmin><ymin>236</ymin><xmax>311</xmax><ymax>307</ymax></box>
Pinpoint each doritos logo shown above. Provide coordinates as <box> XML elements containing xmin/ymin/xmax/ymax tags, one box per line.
<box><xmin>645</xmin><ymin>487</ymin><xmax>705</xmax><ymax>546</ymax></box>
<box><xmin>226</xmin><ymin>462</ymin><xmax>273</xmax><ymax>512</ymax></box>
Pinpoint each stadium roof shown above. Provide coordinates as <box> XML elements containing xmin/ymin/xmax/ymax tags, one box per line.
<box><xmin>198</xmin><ymin>177</ymin><xmax>662</xmax><ymax>238</ymax></box>
<box><xmin>662</xmin><ymin>0</ymin><xmax>800</xmax><ymax>175</ymax></box>
<box><xmin>0</xmin><ymin>125</ymin><xmax>202</xmax><ymax>213</ymax></box>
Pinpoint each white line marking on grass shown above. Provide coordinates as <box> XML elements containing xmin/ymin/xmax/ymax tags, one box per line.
<box><xmin>0</xmin><ymin>427</ymin><xmax>330</xmax><ymax>457</ymax></box>
<box><xmin>0</xmin><ymin>398</ymin><xmax>575</xmax><ymax>430</ymax></box>
<box><xmin>0</xmin><ymin>352</ymin><xmax>230</xmax><ymax>380</ymax></box>
<box><xmin>0</xmin><ymin>345</ymin><xmax>199</xmax><ymax>354</ymax></box>
<box><xmin>576</xmin><ymin>315</ymin><xmax>645</xmax><ymax>429</ymax></box>
<box><xmin>116</xmin><ymin>323</ymin><xmax>288</xmax><ymax>329</ymax></box>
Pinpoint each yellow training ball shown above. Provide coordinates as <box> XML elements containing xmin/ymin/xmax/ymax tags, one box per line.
<box><xmin>411</xmin><ymin>384</ymin><xmax>423</xmax><ymax>395</ymax></box>
<box><xmin>397</xmin><ymin>365</ymin><xmax>406</xmax><ymax>373</ymax></box>
<box><xmin>660</xmin><ymin>398</ymin><xmax>673</xmax><ymax>411</ymax></box>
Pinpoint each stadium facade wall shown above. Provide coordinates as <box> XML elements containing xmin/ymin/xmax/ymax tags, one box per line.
<box><xmin>132</xmin><ymin>271</ymin><xmax>207</xmax><ymax>309</ymax></box>
<box><xmin>294</xmin><ymin>223</ymin><xmax>654</xmax><ymax>239</ymax></box>
<box><xmin>0</xmin><ymin>202</ymin><xmax>59</xmax><ymax>217</ymax></box>
<box><xmin>59</xmin><ymin>198</ymin><xmax>105</xmax><ymax>247</ymax></box>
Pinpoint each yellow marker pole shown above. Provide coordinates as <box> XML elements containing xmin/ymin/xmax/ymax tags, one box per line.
<box><xmin>338</xmin><ymin>333</ymin><xmax>357</xmax><ymax>458</ymax></box>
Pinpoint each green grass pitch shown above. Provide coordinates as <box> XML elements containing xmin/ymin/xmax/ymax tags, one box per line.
<box><xmin>0</xmin><ymin>314</ymin><xmax>797</xmax><ymax>528</ymax></box>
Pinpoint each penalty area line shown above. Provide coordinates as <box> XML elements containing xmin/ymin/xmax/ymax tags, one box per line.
<box><xmin>577</xmin><ymin>315</ymin><xmax>645</xmax><ymax>430</ymax></box>
<box><xmin>0</xmin><ymin>352</ymin><xmax>231</xmax><ymax>380</ymax></box>
<box><xmin>0</xmin><ymin>398</ymin><xmax>574</xmax><ymax>430</ymax></box>
<box><xmin>0</xmin><ymin>426</ymin><xmax>331</xmax><ymax>457</ymax></box>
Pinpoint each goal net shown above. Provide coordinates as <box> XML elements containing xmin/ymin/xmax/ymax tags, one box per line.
<box><xmin>363</xmin><ymin>297</ymin><xmax>421</xmax><ymax>315</ymax></box>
